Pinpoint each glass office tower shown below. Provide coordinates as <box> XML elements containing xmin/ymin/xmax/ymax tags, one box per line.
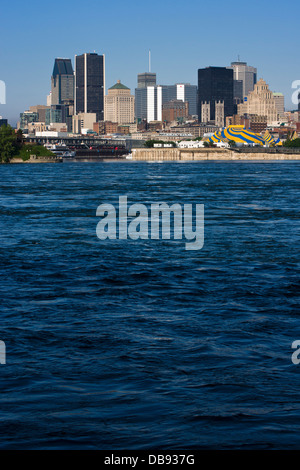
<box><xmin>198</xmin><ymin>67</ymin><xmax>234</xmax><ymax>122</ymax></box>
<box><xmin>75</xmin><ymin>53</ymin><xmax>105</xmax><ymax>121</ymax></box>
<box><xmin>51</xmin><ymin>58</ymin><xmax>74</xmax><ymax>105</ymax></box>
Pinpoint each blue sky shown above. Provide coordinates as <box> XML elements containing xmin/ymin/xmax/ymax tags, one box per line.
<box><xmin>0</xmin><ymin>0</ymin><xmax>298</xmax><ymax>124</ymax></box>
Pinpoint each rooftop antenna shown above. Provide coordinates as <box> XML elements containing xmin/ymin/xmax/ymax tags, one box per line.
<box><xmin>149</xmin><ymin>50</ymin><xmax>151</xmax><ymax>73</ymax></box>
<box><xmin>238</xmin><ymin>54</ymin><xmax>241</xmax><ymax>62</ymax></box>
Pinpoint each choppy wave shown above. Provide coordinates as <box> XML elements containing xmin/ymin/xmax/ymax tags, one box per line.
<box><xmin>0</xmin><ymin>162</ymin><xmax>299</xmax><ymax>449</ymax></box>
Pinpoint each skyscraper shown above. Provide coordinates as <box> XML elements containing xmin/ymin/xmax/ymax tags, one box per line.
<box><xmin>104</xmin><ymin>80</ymin><xmax>135</xmax><ymax>124</ymax></box>
<box><xmin>75</xmin><ymin>53</ymin><xmax>105</xmax><ymax>121</ymax></box>
<box><xmin>273</xmin><ymin>92</ymin><xmax>285</xmax><ymax>120</ymax></box>
<box><xmin>163</xmin><ymin>84</ymin><xmax>197</xmax><ymax>116</ymax></box>
<box><xmin>135</xmin><ymin>69</ymin><xmax>165</xmax><ymax>122</ymax></box>
<box><xmin>137</xmin><ymin>73</ymin><xmax>157</xmax><ymax>88</ymax></box>
<box><xmin>228</xmin><ymin>61</ymin><xmax>257</xmax><ymax>99</ymax></box>
<box><xmin>198</xmin><ymin>67</ymin><xmax>234</xmax><ymax>123</ymax></box>
<box><xmin>51</xmin><ymin>58</ymin><xmax>74</xmax><ymax>106</ymax></box>
<box><xmin>135</xmin><ymin>85</ymin><xmax>168</xmax><ymax>122</ymax></box>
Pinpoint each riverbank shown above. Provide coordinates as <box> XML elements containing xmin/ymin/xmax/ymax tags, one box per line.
<box><xmin>8</xmin><ymin>155</ymin><xmax>63</xmax><ymax>163</ymax></box>
<box><xmin>132</xmin><ymin>148</ymin><xmax>300</xmax><ymax>161</ymax></box>
<box><xmin>3</xmin><ymin>148</ymin><xmax>300</xmax><ymax>163</ymax></box>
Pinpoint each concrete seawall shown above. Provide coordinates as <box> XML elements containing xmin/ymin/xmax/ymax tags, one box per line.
<box><xmin>132</xmin><ymin>148</ymin><xmax>300</xmax><ymax>161</ymax></box>
<box><xmin>8</xmin><ymin>155</ymin><xmax>63</xmax><ymax>164</ymax></box>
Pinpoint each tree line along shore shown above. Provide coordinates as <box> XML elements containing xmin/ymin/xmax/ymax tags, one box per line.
<box><xmin>0</xmin><ymin>125</ymin><xmax>55</xmax><ymax>163</ymax></box>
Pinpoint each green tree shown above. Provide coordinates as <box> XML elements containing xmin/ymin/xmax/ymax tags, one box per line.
<box><xmin>144</xmin><ymin>140</ymin><xmax>161</xmax><ymax>148</ymax></box>
<box><xmin>203</xmin><ymin>141</ymin><xmax>215</xmax><ymax>148</ymax></box>
<box><xmin>15</xmin><ymin>128</ymin><xmax>24</xmax><ymax>150</ymax></box>
<box><xmin>0</xmin><ymin>125</ymin><xmax>17</xmax><ymax>163</ymax></box>
<box><xmin>284</xmin><ymin>138</ymin><xmax>300</xmax><ymax>148</ymax></box>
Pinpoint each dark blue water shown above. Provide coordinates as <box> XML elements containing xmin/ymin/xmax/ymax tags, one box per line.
<box><xmin>0</xmin><ymin>161</ymin><xmax>300</xmax><ymax>450</ymax></box>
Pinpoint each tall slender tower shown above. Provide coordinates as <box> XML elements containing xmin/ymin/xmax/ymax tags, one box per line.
<box><xmin>75</xmin><ymin>52</ymin><xmax>105</xmax><ymax>121</ymax></box>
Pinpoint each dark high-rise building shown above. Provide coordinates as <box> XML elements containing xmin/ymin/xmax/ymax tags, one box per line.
<box><xmin>233</xmin><ymin>79</ymin><xmax>243</xmax><ymax>114</ymax></box>
<box><xmin>233</xmin><ymin>80</ymin><xmax>243</xmax><ymax>102</ymax></box>
<box><xmin>198</xmin><ymin>67</ymin><xmax>234</xmax><ymax>123</ymax></box>
<box><xmin>75</xmin><ymin>53</ymin><xmax>105</xmax><ymax>121</ymax></box>
<box><xmin>137</xmin><ymin>73</ymin><xmax>156</xmax><ymax>88</ymax></box>
<box><xmin>51</xmin><ymin>58</ymin><xmax>74</xmax><ymax>105</ymax></box>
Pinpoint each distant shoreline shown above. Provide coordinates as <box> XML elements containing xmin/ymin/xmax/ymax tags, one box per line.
<box><xmin>131</xmin><ymin>148</ymin><xmax>300</xmax><ymax>162</ymax></box>
<box><xmin>2</xmin><ymin>148</ymin><xmax>300</xmax><ymax>164</ymax></box>
<box><xmin>4</xmin><ymin>158</ymin><xmax>300</xmax><ymax>164</ymax></box>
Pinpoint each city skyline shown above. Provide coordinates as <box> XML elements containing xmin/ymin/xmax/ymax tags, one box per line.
<box><xmin>0</xmin><ymin>0</ymin><xmax>299</xmax><ymax>124</ymax></box>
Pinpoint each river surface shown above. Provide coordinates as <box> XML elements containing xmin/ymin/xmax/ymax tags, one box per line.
<box><xmin>0</xmin><ymin>161</ymin><xmax>299</xmax><ymax>449</ymax></box>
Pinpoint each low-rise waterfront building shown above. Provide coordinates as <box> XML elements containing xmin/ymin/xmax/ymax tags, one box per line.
<box><xmin>27</xmin><ymin>122</ymin><xmax>48</xmax><ymax>134</ymax></box>
<box><xmin>177</xmin><ymin>140</ymin><xmax>205</xmax><ymax>148</ymax></box>
<box><xmin>93</xmin><ymin>121</ymin><xmax>118</xmax><ymax>135</ymax></box>
<box><xmin>273</xmin><ymin>92</ymin><xmax>285</xmax><ymax>120</ymax></box>
<box><xmin>249</xmin><ymin>115</ymin><xmax>268</xmax><ymax>133</ymax></box>
<box><xmin>226</xmin><ymin>114</ymin><xmax>267</xmax><ymax>133</ymax></box>
<box><xmin>169</xmin><ymin>122</ymin><xmax>219</xmax><ymax>138</ymax></box>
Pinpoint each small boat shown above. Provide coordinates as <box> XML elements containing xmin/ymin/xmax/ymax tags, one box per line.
<box><xmin>44</xmin><ymin>143</ymin><xmax>76</xmax><ymax>158</ymax></box>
